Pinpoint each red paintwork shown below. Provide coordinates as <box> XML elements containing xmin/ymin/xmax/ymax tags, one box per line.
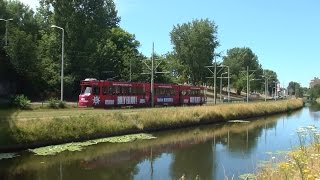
<box><xmin>78</xmin><ymin>79</ymin><xmax>206</xmax><ymax>108</ymax></box>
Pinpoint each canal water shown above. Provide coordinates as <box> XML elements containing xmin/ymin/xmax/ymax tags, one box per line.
<box><xmin>1</xmin><ymin>104</ymin><xmax>320</xmax><ymax>180</ymax></box>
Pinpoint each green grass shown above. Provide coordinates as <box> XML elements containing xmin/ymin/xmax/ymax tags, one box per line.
<box><xmin>0</xmin><ymin>99</ymin><xmax>303</xmax><ymax>149</ymax></box>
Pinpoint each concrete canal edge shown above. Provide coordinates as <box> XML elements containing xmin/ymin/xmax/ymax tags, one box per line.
<box><xmin>0</xmin><ymin>99</ymin><xmax>304</xmax><ymax>152</ymax></box>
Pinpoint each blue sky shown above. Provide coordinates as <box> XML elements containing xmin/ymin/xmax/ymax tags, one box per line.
<box><xmin>21</xmin><ymin>0</ymin><xmax>320</xmax><ymax>87</ymax></box>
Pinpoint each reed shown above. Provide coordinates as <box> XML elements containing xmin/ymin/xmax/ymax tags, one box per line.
<box><xmin>0</xmin><ymin>99</ymin><xmax>303</xmax><ymax>149</ymax></box>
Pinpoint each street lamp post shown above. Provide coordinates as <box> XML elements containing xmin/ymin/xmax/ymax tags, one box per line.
<box><xmin>227</xmin><ymin>66</ymin><xmax>230</xmax><ymax>102</ymax></box>
<box><xmin>220</xmin><ymin>65</ymin><xmax>230</xmax><ymax>102</ymax></box>
<box><xmin>213</xmin><ymin>56</ymin><xmax>217</xmax><ymax>104</ymax></box>
<box><xmin>51</xmin><ymin>25</ymin><xmax>64</xmax><ymax>101</ymax></box>
<box><xmin>0</xmin><ymin>18</ymin><xmax>13</xmax><ymax>46</ymax></box>
<box><xmin>219</xmin><ymin>72</ymin><xmax>227</xmax><ymax>102</ymax></box>
<box><xmin>274</xmin><ymin>81</ymin><xmax>279</xmax><ymax>100</ymax></box>
<box><xmin>246</xmin><ymin>66</ymin><xmax>249</xmax><ymax>103</ymax></box>
<box><xmin>241</xmin><ymin>66</ymin><xmax>255</xmax><ymax>103</ymax></box>
<box><xmin>265</xmin><ymin>78</ymin><xmax>268</xmax><ymax>101</ymax></box>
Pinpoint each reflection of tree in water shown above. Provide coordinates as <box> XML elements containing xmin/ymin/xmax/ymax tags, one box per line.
<box><xmin>309</xmin><ymin>103</ymin><xmax>320</xmax><ymax>112</ymax></box>
<box><xmin>1</xmin><ymin>157</ymin><xmax>139</xmax><ymax>180</ymax></box>
<box><xmin>286</xmin><ymin>107</ymin><xmax>303</xmax><ymax>118</ymax></box>
<box><xmin>309</xmin><ymin>103</ymin><xmax>320</xmax><ymax>120</ymax></box>
<box><xmin>58</xmin><ymin>160</ymin><xmax>139</xmax><ymax>180</ymax></box>
<box><xmin>170</xmin><ymin>141</ymin><xmax>214</xmax><ymax>180</ymax></box>
<box><xmin>217</xmin><ymin>118</ymin><xmax>278</xmax><ymax>155</ymax></box>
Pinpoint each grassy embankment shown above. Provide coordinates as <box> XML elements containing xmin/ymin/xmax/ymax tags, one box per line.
<box><xmin>254</xmin><ymin>125</ymin><xmax>320</xmax><ymax>180</ymax></box>
<box><xmin>0</xmin><ymin>99</ymin><xmax>303</xmax><ymax>150</ymax></box>
<box><xmin>3</xmin><ymin>114</ymin><xmax>282</xmax><ymax>175</ymax></box>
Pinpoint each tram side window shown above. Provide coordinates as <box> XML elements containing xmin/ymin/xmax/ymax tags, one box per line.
<box><xmin>190</xmin><ymin>90</ymin><xmax>200</xmax><ymax>96</ymax></box>
<box><xmin>190</xmin><ymin>90</ymin><xmax>201</xmax><ymax>96</ymax></box>
<box><xmin>121</xmin><ymin>86</ymin><xmax>129</xmax><ymax>95</ymax></box>
<box><xmin>200</xmin><ymin>90</ymin><xmax>204</xmax><ymax>95</ymax></box>
<box><xmin>102</xmin><ymin>86</ymin><xmax>108</xmax><ymax>95</ymax></box>
<box><xmin>131</xmin><ymin>87</ymin><xmax>136</xmax><ymax>95</ymax></box>
<box><xmin>166</xmin><ymin>88</ymin><xmax>175</xmax><ymax>96</ymax></box>
<box><xmin>181</xmin><ymin>90</ymin><xmax>187</xmax><ymax>96</ymax></box>
<box><xmin>155</xmin><ymin>88</ymin><xmax>175</xmax><ymax>96</ymax></box>
<box><xmin>155</xmin><ymin>88</ymin><xmax>163</xmax><ymax>95</ymax></box>
<box><xmin>108</xmin><ymin>87</ymin><xmax>113</xmax><ymax>95</ymax></box>
<box><xmin>114</xmin><ymin>86</ymin><xmax>121</xmax><ymax>95</ymax></box>
<box><xmin>133</xmin><ymin>87</ymin><xmax>144</xmax><ymax>95</ymax></box>
<box><xmin>92</xmin><ymin>86</ymin><xmax>100</xmax><ymax>95</ymax></box>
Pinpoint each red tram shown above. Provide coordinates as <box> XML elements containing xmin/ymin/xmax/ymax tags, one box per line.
<box><xmin>78</xmin><ymin>78</ymin><xmax>206</xmax><ymax>108</ymax></box>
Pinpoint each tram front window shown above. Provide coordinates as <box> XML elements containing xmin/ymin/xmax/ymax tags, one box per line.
<box><xmin>81</xmin><ymin>86</ymin><xmax>92</xmax><ymax>95</ymax></box>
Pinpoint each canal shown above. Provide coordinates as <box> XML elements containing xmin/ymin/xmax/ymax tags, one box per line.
<box><xmin>0</xmin><ymin>104</ymin><xmax>319</xmax><ymax>180</ymax></box>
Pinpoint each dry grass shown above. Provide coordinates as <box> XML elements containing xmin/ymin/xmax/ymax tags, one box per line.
<box><xmin>0</xmin><ymin>99</ymin><xmax>303</xmax><ymax>147</ymax></box>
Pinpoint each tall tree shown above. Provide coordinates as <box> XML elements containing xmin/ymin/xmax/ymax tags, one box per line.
<box><xmin>287</xmin><ymin>81</ymin><xmax>303</xmax><ymax>97</ymax></box>
<box><xmin>95</xmin><ymin>27</ymin><xmax>141</xmax><ymax>81</ymax></box>
<box><xmin>223</xmin><ymin>47</ymin><xmax>263</xmax><ymax>94</ymax></box>
<box><xmin>309</xmin><ymin>84</ymin><xmax>320</xmax><ymax>100</ymax></box>
<box><xmin>0</xmin><ymin>0</ymin><xmax>45</xmax><ymax>98</ymax></box>
<box><xmin>170</xmin><ymin>19</ymin><xmax>219</xmax><ymax>85</ymax></box>
<box><xmin>263</xmin><ymin>69</ymin><xmax>278</xmax><ymax>96</ymax></box>
<box><xmin>37</xmin><ymin>0</ymin><xmax>143</xmax><ymax>99</ymax></box>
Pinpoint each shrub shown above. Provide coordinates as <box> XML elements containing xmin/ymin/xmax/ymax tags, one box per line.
<box><xmin>47</xmin><ymin>98</ymin><xmax>59</xmax><ymax>109</ymax></box>
<box><xmin>47</xmin><ymin>98</ymin><xmax>66</xmax><ymax>109</ymax></box>
<box><xmin>12</xmin><ymin>94</ymin><xmax>31</xmax><ymax>109</ymax></box>
<box><xmin>58</xmin><ymin>101</ymin><xmax>66</xmax><ymax>108</ymax></box>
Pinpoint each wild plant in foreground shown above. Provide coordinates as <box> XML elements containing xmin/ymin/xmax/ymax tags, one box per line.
<box><xmin>256</xmin><ymin>125</ymin><xmax>320</xmax><ymax>180</ymax></box>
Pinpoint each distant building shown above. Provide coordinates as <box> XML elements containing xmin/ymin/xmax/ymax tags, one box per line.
<box><xmin>310</xmin><ymin>77</ymin><xmax>320</xmax><ymax>88</ymax></box>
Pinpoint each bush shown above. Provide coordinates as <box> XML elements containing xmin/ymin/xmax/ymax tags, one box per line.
<box><xmin>58</xmin><ymin>101</ymin><xmax>66</xmax><ymax>108</ymax></box>
<box><xmin>12</xmin><ymin>94</ymin><xmax>31</xmax><ymax>109</ymax></box>
<box><xmin>47</xmin><ymin>98</ymin><xmax>59</xmax><ymax>109</ymax></box>
<box><xmin>47</xmin><ymin>98</ymin><xmax>66</xmax><ymax>109</ymax></box>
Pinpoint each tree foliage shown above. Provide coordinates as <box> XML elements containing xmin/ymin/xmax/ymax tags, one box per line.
<box><xmin>170</xmin><ymin>19</ymin><xmax>219</xmax><ymax>85</ymax></box>
<box><xmin>0</xmin><ymin>0</ymin><xmax>142</xmax><ymax>100</ymax></box>
<box><xmin>287</xmin><ymin>81</ymin><xmax>303</xmax><ymax>97</ymax></box>
<box><xmin>263</xmin><ymin>69</ymin><xmax>278</xmax><ymax>96</ymax></box>
<box><xmin>309</xmin><ymin>84</ymin><xmax>320</xmax><ymax>100</ymax></box>
<box><xmin>223</xmin><ymin>47</ymin><xmax>263</xmax><ymax>94</ymax></box>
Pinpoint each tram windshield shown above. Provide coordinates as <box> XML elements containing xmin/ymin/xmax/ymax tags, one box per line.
<box><xmin>81</xmin><ymin>86</ymin><xmax>92</xmax><ymax>95</ymax></box>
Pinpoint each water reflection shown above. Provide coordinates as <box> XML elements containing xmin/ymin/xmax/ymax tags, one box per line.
<box><xmin>170</xmin><ymin>141</ymin><xmax>214</xmax><ymax>179</ymax></box>
<box><xmin>309</xmin><ymin>103</ymin><xmax>320</xmax><ymax>121</ymax></box>
<box><xmin>0</xmin><ymin>107</ymin><xmax>319</xmax><ymax>180</ymax></box>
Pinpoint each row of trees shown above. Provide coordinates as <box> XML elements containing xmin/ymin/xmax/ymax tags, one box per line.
<box><xmin>1</xmin><ymin>0</ymin><xmax>288</xmax><ymax>100</ymax></box>
<box><xmin>1</xmin><ymin>0</ymin><xmax>143</xmax><ymax>100</ymax></box>
<box><xmin>309</xmin><ymin>84</ymin><xmax>320</xmax><ymax>100</ymax></box>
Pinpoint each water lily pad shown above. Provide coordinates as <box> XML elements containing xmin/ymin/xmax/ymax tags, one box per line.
<box><xmin>30</xmin><ymin>133</ymin><xmax>156</xmax><ymax>156</ymax></box>
<box><xmin>228</xmin><ymin>120</ymin><xmax>250</xmax><ymax>123</ymax></box>
<box><xmin>239</xmin><ymin>173</ymin><xmax>255</xmax><ymax>180</ymax></box>
<box><xmin>256</xmin><ymin>160</ymin><xmax>272</xmax><ymax>168</ymax></box>
<box><xmin>0</xmin><ymin>153</ymin><xmax>18</xmax><ymax>160</ymax></box>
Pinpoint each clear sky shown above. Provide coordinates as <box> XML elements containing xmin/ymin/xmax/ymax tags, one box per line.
<box><xmin>20</xmin><ymin>0</ymin><xmax>320</xmax><ymax>87</ymax></box>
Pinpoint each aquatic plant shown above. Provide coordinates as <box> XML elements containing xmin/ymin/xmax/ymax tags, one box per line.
<box><xmin>0</xmin><ymin>153</ymin><xmax>18</xmax><ymax>160</ymax></box>
<box><xmin>238</xmin><ymin>173</ymin><xmax>255</xmax><ymax>180</ymax></box>
<box><xmin>30</xmin><ymin>133</ymin><xmax>156</xmax><ymax>156</ymax></box>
